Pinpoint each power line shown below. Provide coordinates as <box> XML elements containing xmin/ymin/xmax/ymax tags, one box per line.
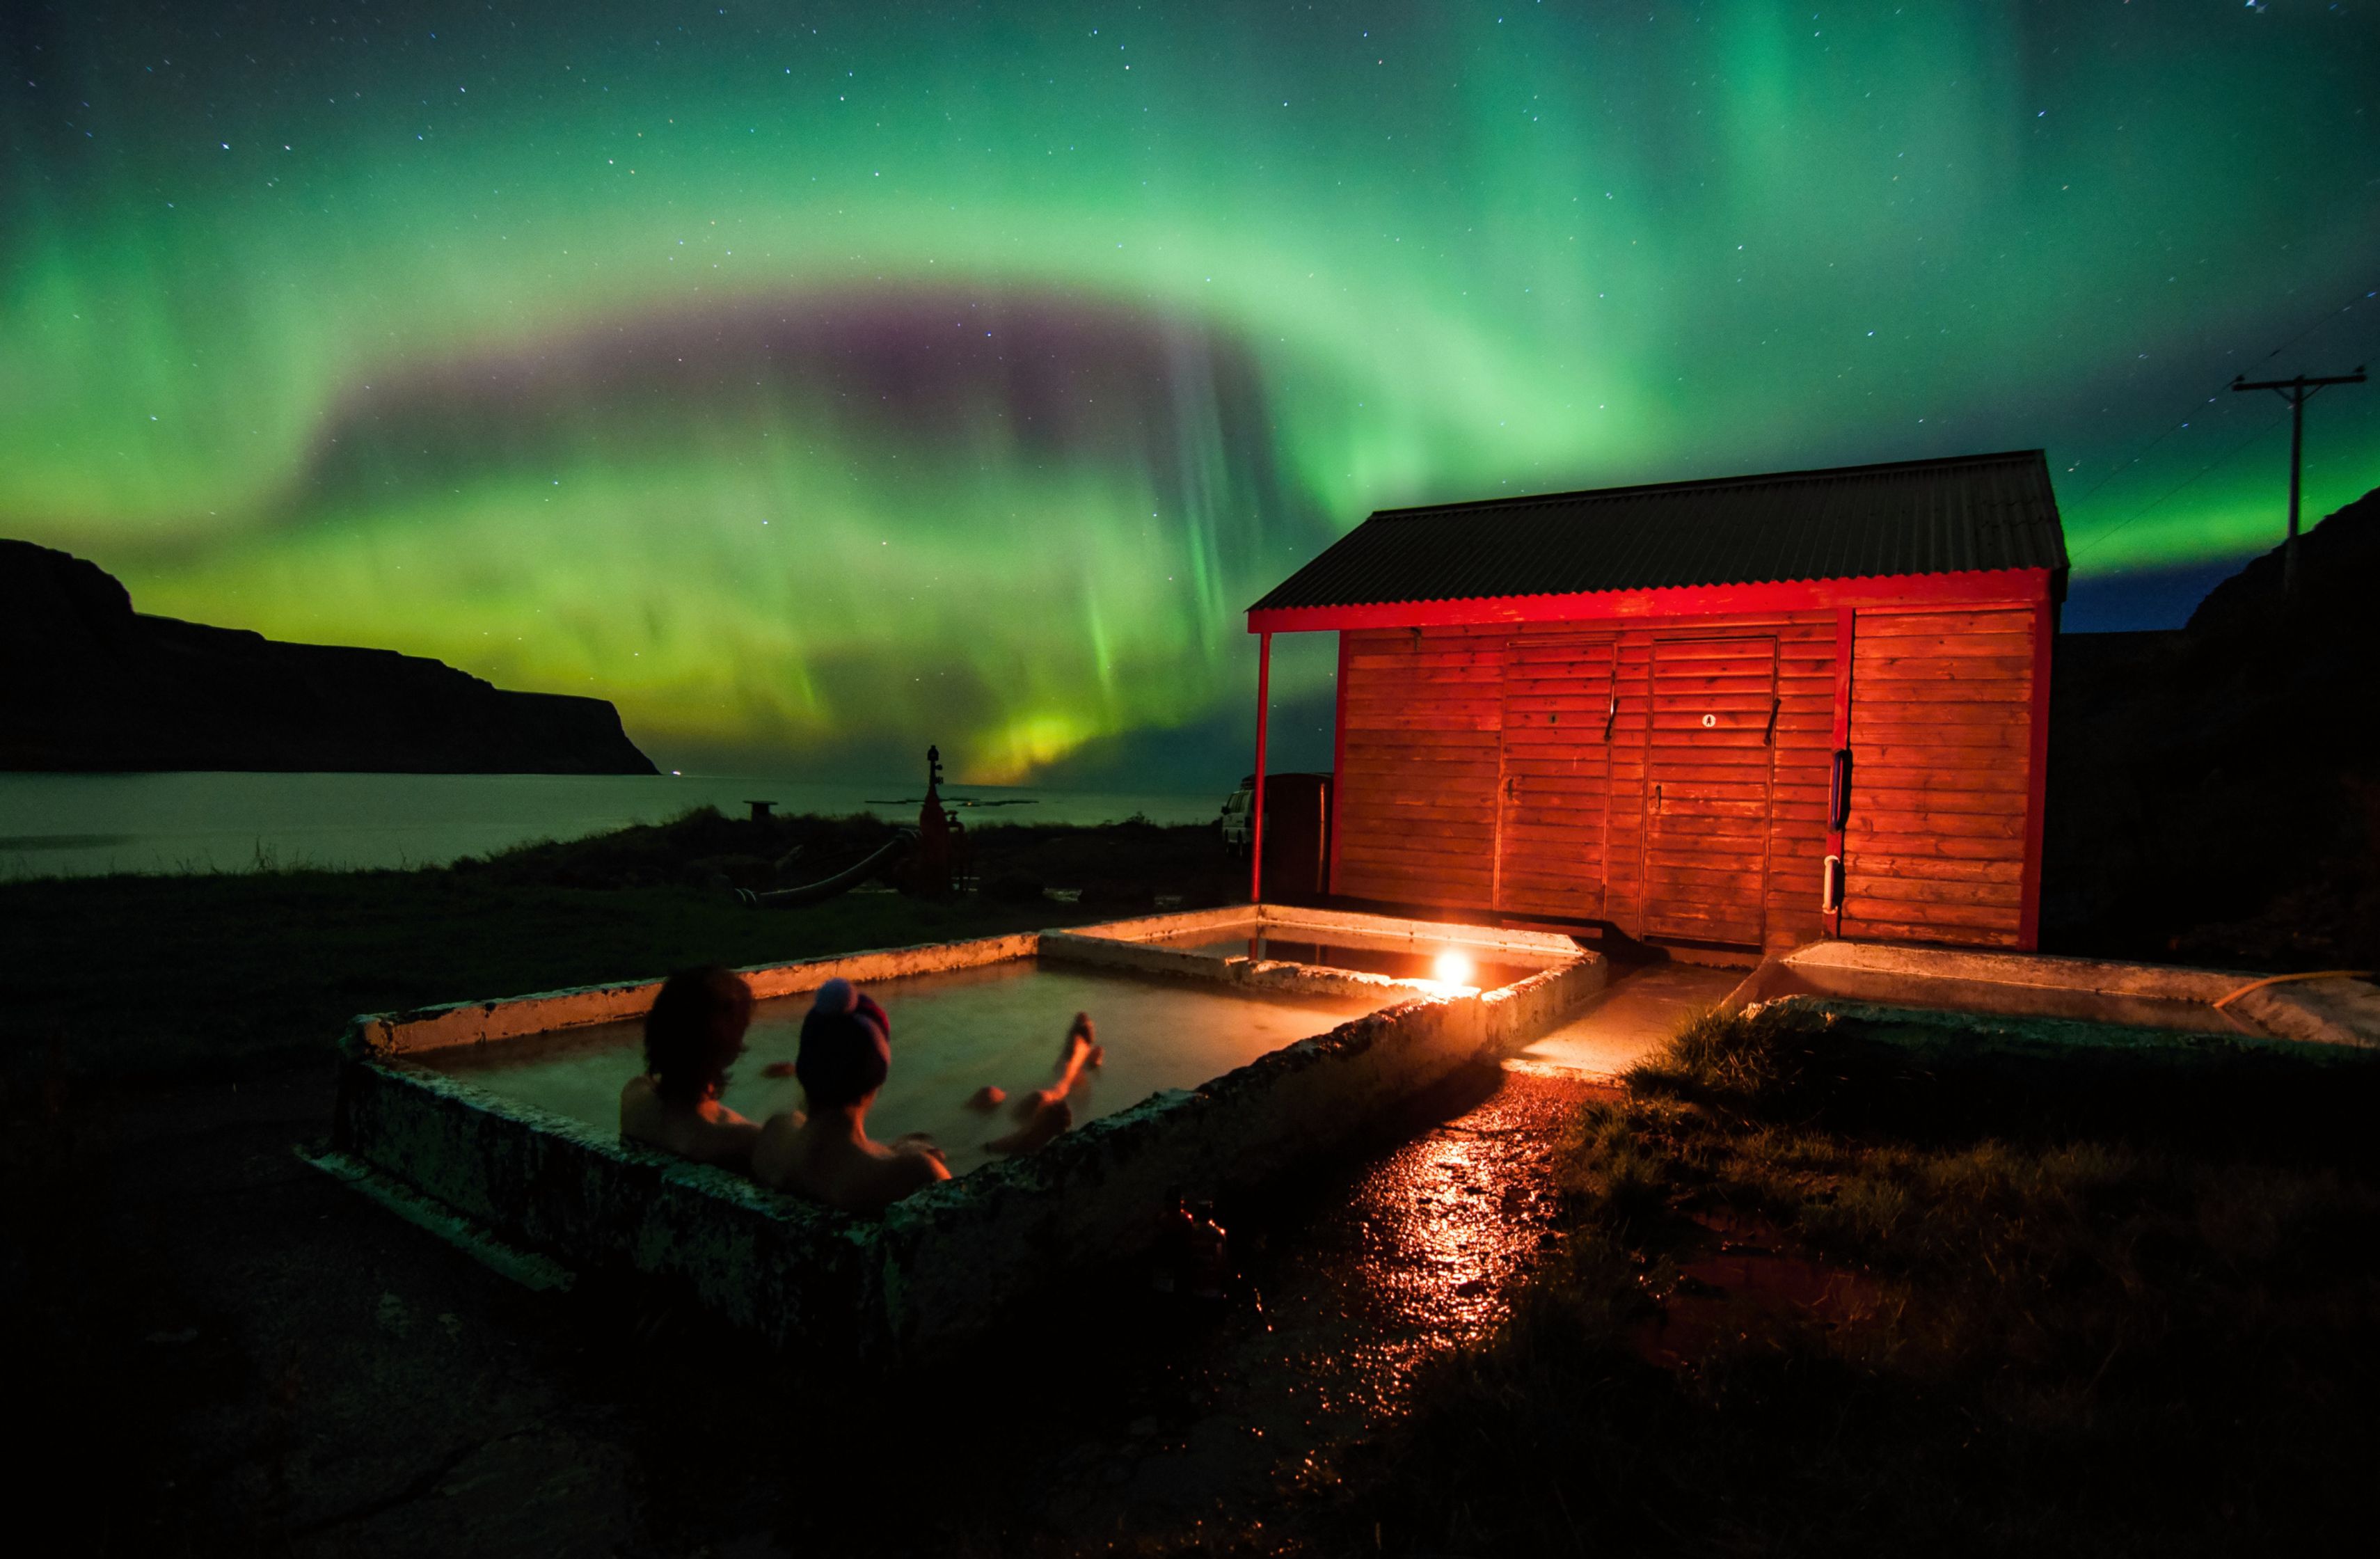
<box><xmin>2229</xmin><ymin>366</ymin><xmax>2368</xmax><ymax>596</ymax></box>
<box><xmin>2068</xmin><ymin>402</ymin><xmax>2294</xmax><ymax>564</ymax></box>
<box><xmin>2063</xmin><ymin>279</ymin><xmax>2380</xmax><ymax>515</ymax></box>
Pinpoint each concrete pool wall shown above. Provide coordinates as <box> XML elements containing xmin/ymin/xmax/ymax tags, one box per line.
<box><xmin>329</xmin><ymin>910</ymin><xmax>1605</xmax><ymax>1361</ymax></box>
<box><xmin>1723</xmin><ymin>940</ymin><xmax>2379</xmax><ymax>1048</ymax></box>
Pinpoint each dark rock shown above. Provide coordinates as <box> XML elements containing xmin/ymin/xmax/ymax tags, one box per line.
<box><xmin>0</xmin><ymin>539</ymin><xmax>656</xmax><ymax>773</ymax></box>
<box><xmin>2043</xmin><ymin>489</ymin><xmax>2380</xmax><ymax>967</ymax></box>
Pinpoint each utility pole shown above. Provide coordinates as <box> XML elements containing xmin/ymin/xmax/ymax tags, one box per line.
<box><xmin>2230</xmin><ymin>366</ymin><xmax>2366</xmax><ymax>597</ymax></box>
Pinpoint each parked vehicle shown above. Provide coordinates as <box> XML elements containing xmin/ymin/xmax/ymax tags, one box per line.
<box><xmin>1219</xmin><ymin>780</ymin><xmax>1255</xmax><ymax>853</ymax></box>
<box><xmin>1216</xmin><ymin>773</ymin><xmax>1334</xmax><ymax>897</ymax></box>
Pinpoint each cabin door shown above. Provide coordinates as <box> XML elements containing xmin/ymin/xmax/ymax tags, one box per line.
<box><xmin>1640</xmin><ymin>636</ymin><xmax>1779</xmax><ymax>944</ymax></box>
<box><xmin>1494</xmin><ymin>637</ymin><xmax>1617</xmax><ymax>919</ymax></box>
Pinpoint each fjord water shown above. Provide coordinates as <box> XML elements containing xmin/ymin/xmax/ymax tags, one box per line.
<box><xmin>0</xmin><ymin>771</ymin><xmax>1223</xmax><ymax>880</ymax></box>
<box><xmin>431</xmin><ymin>960</ymin><xmax>1386</xmax><ymax>1178</ymax></box>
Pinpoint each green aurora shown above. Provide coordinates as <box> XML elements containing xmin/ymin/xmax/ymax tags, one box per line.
<box><xmin>6</xmin><ymin>1</ymin><xmax>2378</xmax><ymax>782</ymax></box>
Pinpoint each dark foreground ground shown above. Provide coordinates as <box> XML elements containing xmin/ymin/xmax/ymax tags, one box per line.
<box><xmin>7</xmin><ymin>816</ymin><xmax>2379</xmax><ymax>1554</ymax></box>
<box><xmin>6</xmin><ymin>1002</ymin><xmax>1589</xmax><ymax>1554</ymax></box>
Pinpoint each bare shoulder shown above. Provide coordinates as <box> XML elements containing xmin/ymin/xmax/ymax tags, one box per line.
<box><xmin>886</xmin><ymin>1145</ymin><xmax>951</xmax><ymax>1196</ymax></box>
<box><xmin>749</xmin><ymin>1111</ymin><xmax>802</xmax><ymax>1187</ymax></box>
<box><xmin>621</xmin><ymin>1081</ymin><xmax>760</xmax><ymax>1171</ymax></box>
<box><xmin>619</xmin><ymin>1075</ymin><xmax>663</xmax><ymax>1138</ymax></box>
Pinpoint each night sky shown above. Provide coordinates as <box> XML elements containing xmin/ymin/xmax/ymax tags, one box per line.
<box><xmin>6</xmin><ymin>3</ymin><xmax>2377</xmax><ymax>784</ymax></box>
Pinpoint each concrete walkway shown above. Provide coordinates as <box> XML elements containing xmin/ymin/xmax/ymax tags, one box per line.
<box><xmin>1510</xmin><ymin>960</ymin><xmax>1748</xmax><ymax>1080</ymax></box>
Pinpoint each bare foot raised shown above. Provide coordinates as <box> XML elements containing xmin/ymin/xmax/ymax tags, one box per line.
<box><xmin>967</xmin><ymin>1084</ymin><xmax>1007</xmax><ymax>1111</ymax></box>
<box><xmin>985</xmin><ymin>1098</ymin><xmax>1073</xmax><ymax>1155</ymax></box>
<box><xmin>971</xmin><ymin>1010</ymin><xmax>1102</xmax><ymax>1154</ymax></box>
<box><xmin>1060</xmin><ymin>1012</ymin><xmax>1104</xmax><ymax>1070</ymax></box>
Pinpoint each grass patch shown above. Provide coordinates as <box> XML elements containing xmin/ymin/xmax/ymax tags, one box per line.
<box><xmin>0</xmin><ymin>807</ymin><xmax>1241</xmax><ymax>1086</ymax></box>
<box><xmin>0</xmin><ymin>870</ymin><xmax>1084</xmax><ymax>1085</ymax></box>
<box><xmin>1628</xmin><ymin>999</ymin><xmax>1825</xmax><ymax>1103</ymax></box>
<box><xmin>1365</xmin><ymin>1004</ymin><xmax>2380</xmax><ymax>1555</ymax></box>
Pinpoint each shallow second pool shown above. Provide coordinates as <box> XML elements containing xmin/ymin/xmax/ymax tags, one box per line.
<box><xmin>1756</xmin><ymin>966</ymin><xmax>2269</xmax><ymax>1038</ymax></box>
<box><xmin>428</xmin><ymin>960</ymin><xmax>1387</xmax><ymax>1176</ymax></box>
<box><xmin>1145</xmin><ymin>923</ymin><xmax>1561</xmax><ymax>992</ymax></box>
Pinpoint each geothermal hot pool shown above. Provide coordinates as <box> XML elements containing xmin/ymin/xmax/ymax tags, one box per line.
<box><xmin>429</xmin><ymin>960</ymin><xmax>1388</xmax><ymax>1176</ymax></box>
<box><xmin>331</xmin><ymin>915</ymin><xmax>1600</xmax><ymax>1357</ymax></box>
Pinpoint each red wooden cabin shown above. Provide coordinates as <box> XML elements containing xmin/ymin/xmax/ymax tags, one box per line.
<box><xmin>1244</xmin><ymin>451</ymin><xmax>2070</xmax><ymax>954</ymax></box>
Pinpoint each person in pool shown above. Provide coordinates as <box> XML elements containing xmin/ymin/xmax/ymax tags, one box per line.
<box><xmin>749</xmin><ymin>979</ymin><xmax>951</xmax><ymax>1213</ymax></box>
<box><xmin>619</xmin><ymin>966</ymin><xmax>763</xmax><ymax>1169</ymax></box>
<box><xmin>972</xmin><ymin>1011</ymin><xmax>1102</xmax><ymax>1156</ymax></box>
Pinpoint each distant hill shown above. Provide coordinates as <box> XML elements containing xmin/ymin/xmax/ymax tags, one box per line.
<box><xmin>0</xmin><ymin>541</ymin><xmax>658</xmax><ymax>775</ymax></box>
<box><xmin>2044</xmin><ymin>487</ymin><xmax>2379</xmax><ymax>969</ymax></box>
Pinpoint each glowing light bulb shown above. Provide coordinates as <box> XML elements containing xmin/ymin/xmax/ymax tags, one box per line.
<box><xmin>1432</xmin><ymin>951</ymin><xmax>1475</xmax><ymax>987</ymax></box>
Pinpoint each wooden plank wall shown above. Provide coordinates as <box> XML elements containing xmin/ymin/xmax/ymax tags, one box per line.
<box><xmin>1641</xmin><ymin>635</ymin><xmax>1782</xmax><ymax>945</ymax></box>
<box><xmin>1335</xmin><ymin>611</ymin><xmax>1840</xmax><ymax>951</ymax></box>
<box><xmin>1335</xmin><ymin>630</ymin><xmax>1502</xmax><ymax>908</ymax></box>
<box><xmin>1497</xmin><ymin>637</ymin><xmax>1617</xmax><ymax>920</ymax></box>
<box><xmin>1839</xmin><ymin>606</ymin><xmax>2039</xmax><ymax>947</ymax></box>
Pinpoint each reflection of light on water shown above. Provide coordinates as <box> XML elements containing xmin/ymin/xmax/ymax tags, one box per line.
<box><xmin>1413</xmin><ymin>950</ymin><xmax>1479</xmax><ymax>996</ymax></box>
<box><xmin>1360</xmin><ymin>1125</ymin><xmax>1541</xmax><ymax>1372</ymax></box>
<box><xmin>1408</xmin><ymin>1137</ymin><xmax>1489</xmax><ymax>1283</ymax></box>
<box><xmin>1286</xmin><ymin>1078</ymin><xmax>1575</xmax><ymax>1438</ymax></box>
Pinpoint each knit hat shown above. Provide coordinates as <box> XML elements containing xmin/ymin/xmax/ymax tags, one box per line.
<box><xmin>795</xmin><ymin>978</ymin><xmax>891</xmax><ymax>1107</ymax></box>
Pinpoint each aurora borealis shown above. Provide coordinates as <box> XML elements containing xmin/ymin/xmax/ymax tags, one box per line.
<box><xmin>6</xmin><ymin>3</ymin><xmax>2378</xmax><ymax>784</ymax></box>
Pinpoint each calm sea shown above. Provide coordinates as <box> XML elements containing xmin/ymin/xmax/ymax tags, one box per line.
<box><xmin>0</xmin><ymin>772</ymin><xmax>1228</xmax><ymax>881</ymax></box>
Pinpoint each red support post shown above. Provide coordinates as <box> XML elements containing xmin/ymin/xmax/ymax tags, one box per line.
<box><xmin>1326</xmin><ymin>630</ymin><xmax>1349</xmax><ymax>896</ymax></box>
<box><xmin>1250</xmin><ymin>631</ymin><xmax>1272</xmax><ymax>904</ymax></box>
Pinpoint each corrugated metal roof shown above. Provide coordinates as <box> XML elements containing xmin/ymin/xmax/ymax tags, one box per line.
<box><xmin>1251</xmin><ymin>450</ymin><xmax>2068</xmax><ymax>612</ymax></box>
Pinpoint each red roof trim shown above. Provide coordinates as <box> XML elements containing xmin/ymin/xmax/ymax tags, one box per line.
<box><xmin>1246</xmin><ymin>568</ymin><xmax>2054</xmax><ymax>634</ymax></box>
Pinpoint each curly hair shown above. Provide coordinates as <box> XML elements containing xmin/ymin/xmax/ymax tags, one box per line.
<box><xmin>642</xmin><ymin>967</ymin><xmax>754</xmax><ymax>1105</ymax></box>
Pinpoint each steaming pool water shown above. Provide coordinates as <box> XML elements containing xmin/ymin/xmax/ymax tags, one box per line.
<box><xmin>429</xmin><ymin>960</ymin><xmax>1388</xmax><ymax>1176</ymax></box>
